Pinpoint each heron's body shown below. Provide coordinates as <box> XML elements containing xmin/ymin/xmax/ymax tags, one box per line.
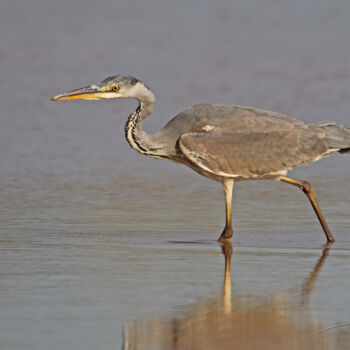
<box><xmin>52</xmin><ymin>75</ymin><xmax>350</xmax><ymax>243</ymax></box>
<box><xmin>154</xmin><ymin>104</ymin><xmax>347</xmax><ymax>182</ymax></box>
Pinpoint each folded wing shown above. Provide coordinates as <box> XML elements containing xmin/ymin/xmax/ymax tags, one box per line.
<box><xmin>178</xmin><ymin>113</ymin><xmax>329</xmax><ymax>178</ymax></box>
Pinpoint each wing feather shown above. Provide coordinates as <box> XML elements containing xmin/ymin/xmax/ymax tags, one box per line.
<box><xmin>178</xmin><ymin>116</ymin><xmax>328</xmax><ymax>178</ymax></box>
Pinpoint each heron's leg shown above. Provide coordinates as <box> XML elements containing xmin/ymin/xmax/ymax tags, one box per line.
<box><xmin>218</xmin><ymin>179</ymin><xmax>234</xmax><ymax>242</ymax></box>
<box><xmin>279</xmin><ymin>176</ymin><xmax>335</xmax><ymax>243</ymax></box>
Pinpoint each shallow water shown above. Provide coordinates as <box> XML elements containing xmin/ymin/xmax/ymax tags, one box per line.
<box><xmin>1</xmin><ymin>0</ymin><xmax>350</xmax><ymax>349</ymax></box>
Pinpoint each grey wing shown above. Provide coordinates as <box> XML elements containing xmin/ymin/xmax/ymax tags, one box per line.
<box><xmin>178</xmin><ymin>119</ymin><xmax>329</xmax><ymax>178</ymax></box>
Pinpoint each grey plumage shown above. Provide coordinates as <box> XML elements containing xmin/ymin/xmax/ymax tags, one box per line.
<box><xmin>52</xmin><ymin>74</ymin><xmax>350</xmax><ymax>243</ymax></box>
<box><xmin>317</xmin><ymin>122</ymin><xmax>350</xmax><ymax>153</ymax></box>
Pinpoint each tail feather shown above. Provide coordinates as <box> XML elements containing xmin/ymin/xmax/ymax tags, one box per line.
<box><xmin>339</xmin><ymin>148</ymin><xmax>350</xmax><ymax>154</ymax></box>
<box><xmin>317</xmin><ymin>121</ymin><xmax>350</xmax><ymax>154</ymax></box>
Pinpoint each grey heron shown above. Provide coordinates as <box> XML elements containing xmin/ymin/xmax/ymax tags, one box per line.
<box><xmin>52</xmin><ymin>74</ymin><xmax>350</xmax><ymax>243</ymax></box>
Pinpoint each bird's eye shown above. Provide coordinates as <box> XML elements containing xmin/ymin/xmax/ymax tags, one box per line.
<box><xmin>111</xmin><ymin>85</ymin><xmax>120</xmax><ymax>92</ymax></box>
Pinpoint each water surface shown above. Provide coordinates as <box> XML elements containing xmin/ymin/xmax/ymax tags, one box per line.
<box><xmin>1</xmin><ymin>0</ymin><xmax>350</xmax><ymax>348</ymax></box>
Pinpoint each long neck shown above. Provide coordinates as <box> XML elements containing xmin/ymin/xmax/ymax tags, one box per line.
<box><xmin>124</xmin><ymin>97</ymin><xmax>164</xmax><ymax>158</ymax></box>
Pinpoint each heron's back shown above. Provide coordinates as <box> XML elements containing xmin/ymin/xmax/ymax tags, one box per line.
<box><xmin>161</xmin><ymin>104</ymin><xmax>304</xmax><ymax>136</ymax></box>
<box><xmin>156</xmin><ymin>104</ymin><xmax>350</xmax><ymax>179</ymax></box>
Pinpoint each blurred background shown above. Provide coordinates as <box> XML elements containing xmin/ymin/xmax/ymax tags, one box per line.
<box><xmin>0</xmin><ymin>0</ymin><xmax>350</xmax><ymax>349</ymax></box>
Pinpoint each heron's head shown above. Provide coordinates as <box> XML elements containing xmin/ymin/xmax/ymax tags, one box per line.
<box><xmin>51</xmin><ymin>74</ymin><xmax>155</xmax><ymax>103</ymax></box>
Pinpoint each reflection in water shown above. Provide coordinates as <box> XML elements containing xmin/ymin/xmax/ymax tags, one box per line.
<box><xmin>123</xmin><ymin>243</ymin><xmax>334</xmax><ymax>350</ymax></box>
<box><xmin>302</xmin><ymin>246</ymin><xmax>330</xmax><ymax>305</ymax></box>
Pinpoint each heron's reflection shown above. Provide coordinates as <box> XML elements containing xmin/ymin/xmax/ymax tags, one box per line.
<box><xmin>123</xmin><ymin>243</ymin><xmax>334</xmax><ymax>350</ymax></box>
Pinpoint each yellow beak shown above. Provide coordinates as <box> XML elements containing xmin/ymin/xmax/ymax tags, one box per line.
<box><xmin>51</xmin><ymin>85</ymin><xmax>104</xmax><ymax>101</ymax></box>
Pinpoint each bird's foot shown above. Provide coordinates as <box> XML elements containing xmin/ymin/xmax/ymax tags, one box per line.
<box><xmin>218</xmin><ymin>227</ymin><xmax>233</xmax><ymax>242</ymax></box>
<box><xmin>220</xmin><ymin>240</ymin><xmax>233</xmax><ymax>256</ymax></box>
